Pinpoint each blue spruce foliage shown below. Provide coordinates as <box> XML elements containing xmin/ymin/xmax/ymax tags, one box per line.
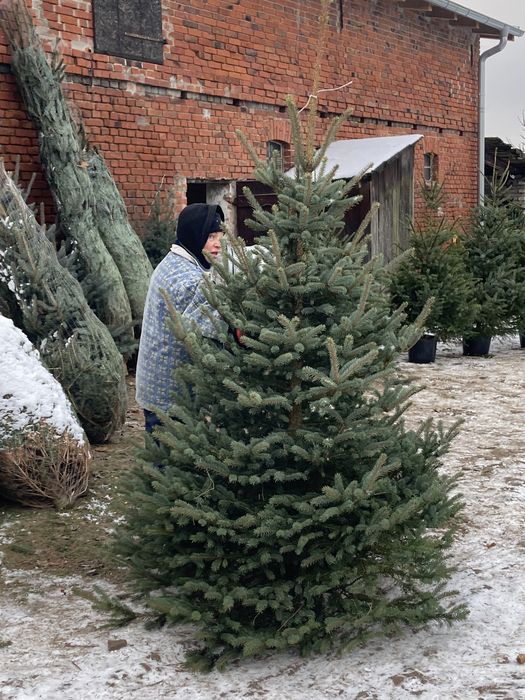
<box><xmin>115</xmin><ymin>98</ymin><xmax>466</xmax><ymax>669</ymax></box>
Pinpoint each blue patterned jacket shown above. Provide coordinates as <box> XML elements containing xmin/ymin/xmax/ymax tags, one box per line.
<box><xmin>135</xmin><ymin>246</ymin><xmax>219</xmax><ymax>412</ymax></box>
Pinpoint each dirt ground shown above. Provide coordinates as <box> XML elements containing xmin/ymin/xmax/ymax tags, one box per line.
<box><xmin>1</xmin><ymin>336</ymin><xmax>525</xmax><ymax>699</ymax></box>
<box><xmin>0</xmin><ymin>378</ymin><xmax>143</xmax><ymax>585</ymax></box>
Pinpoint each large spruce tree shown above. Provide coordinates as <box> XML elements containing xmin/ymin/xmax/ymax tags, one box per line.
<box><xmin>115</xmin><ymin>97</ymin><xmax>466</xmax><ymax>668</ymax></box>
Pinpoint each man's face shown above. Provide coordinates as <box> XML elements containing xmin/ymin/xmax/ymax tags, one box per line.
<box><xmin>203</xmin><ymin>231</ymin><xmax>224</xmax><ymax>258</ymax></box>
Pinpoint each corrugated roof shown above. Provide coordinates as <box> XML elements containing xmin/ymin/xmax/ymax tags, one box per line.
<box><xmin>398</xmin><ymin>1</ymin><xmax>523</xmax><ymax>40</ymax></box>
<box><xmin>301</xmin><ymin>134</ymin><xmax>423</xmax><ymax>180</ymax></box>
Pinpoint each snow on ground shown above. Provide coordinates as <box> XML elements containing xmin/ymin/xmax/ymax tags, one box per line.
<box><xmin>0</xmin><ymin>316</ymin><xmax>85</xmax><ymax>444</ymax></box>
<box><xmin>1</xmin><ymin>336</ymin><xmax>524</xmax><ymax>699</ymax></box>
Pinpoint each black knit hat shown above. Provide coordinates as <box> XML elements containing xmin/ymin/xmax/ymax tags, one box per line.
<box><xmin>175</xmin><ymin>203</ymin><xmax>224</xmax><ymax>269</ymax></box>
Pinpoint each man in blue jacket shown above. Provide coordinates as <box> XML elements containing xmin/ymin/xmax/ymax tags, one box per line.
<box><xmin>136</xmin><ymin>202</ymin><xmax>224</xmax><ymax>433</ymax></box>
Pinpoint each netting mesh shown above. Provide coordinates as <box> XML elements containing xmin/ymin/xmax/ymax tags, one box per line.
<box><xmin>0</xmin><ymin>161</ymin><xmax>127</xmax><ymax>444</ymax></box>
<box><xmin>86</xmin><ymin>147</ymin><xmax>153</xmax><ymax>328</ymax></box>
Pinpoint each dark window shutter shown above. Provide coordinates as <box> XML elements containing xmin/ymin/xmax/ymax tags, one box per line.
<box><xmin>93</xmin><ymin>0</ymin><xmax>164</xmax><ymax>64</ymax></box>
<box><xmin>93</xmin><ymin>0</ymin><xmax>119</xmax><ymax>56</ymax></box>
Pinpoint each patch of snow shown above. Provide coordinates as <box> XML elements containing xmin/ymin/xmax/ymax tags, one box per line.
<box><xmin>0</xmin><ymin>520</ymin><xmax>15</xmax><ymax>567</ymax></box>
<box><xmin>0</xmin><ymin>316</ymin><xmax>85</xmax><ymax>445</ymax></box>
<box><xmin>82</xmin><ymin>498</ymin><xmax>111</xmax><ymax>522</ymax></box>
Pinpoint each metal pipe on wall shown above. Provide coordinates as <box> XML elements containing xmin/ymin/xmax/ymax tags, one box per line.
<box><xmin>479</xmin><ymin>28</ymin><xmax>510</xmax><ymax>204</ymax></box>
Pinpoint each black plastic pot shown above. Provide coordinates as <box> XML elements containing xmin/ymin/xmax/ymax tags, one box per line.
<box><xmin>408</xmin><ymin>334</ymin><xmax>437</xmax><ymax>364</ymax></box>
<box><xmin>520</xmin><ymin>334</ymin><xmax>525</xmax><ymax>349</ymax></box>
<box><xmin>463</xmin><ymin>335</ymin><xmax>492</xmax><ymax>356</ymax></box>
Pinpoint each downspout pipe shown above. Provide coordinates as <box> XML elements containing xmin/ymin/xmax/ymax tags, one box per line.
<box><xmin>479</xmin><ymin>28</ymin><xmax>510</xmax><ymax>204</ymax></box>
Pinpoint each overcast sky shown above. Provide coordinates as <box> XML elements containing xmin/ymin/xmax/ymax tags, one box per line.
<box><xmin>457</xmin><ymin>0</ymin><xmax>525</xmax><ymax>147</ymax></box>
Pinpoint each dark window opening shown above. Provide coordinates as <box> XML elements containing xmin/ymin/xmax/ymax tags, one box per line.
<box><xmin>266</xmin><ymin>140</ymin><xmax>292</xmax><ymax>172</ymax></box>
<box><xmin>186</xmin><ymin>182</ymin><xmax>207</xmax><ymax>205</ymax></box>
<box><xmin>93</xmin><ymin>0</ymin><xmax>164</xmax><ymax>64</ymax></box>
<box><xmin>236</xmin><ymin>181</ymin><xmax>277</xmax><ymax>246</ymax></box>
<box><xmin>267</xmin><ymin>141</ymin><xmax>285</xmax><ymax>171</ymax></box>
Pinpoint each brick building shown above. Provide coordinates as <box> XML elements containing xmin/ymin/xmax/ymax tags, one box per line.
<box><xmin>0</xmin><ymin>0</ymin><xmax>521</xmax><ymax>247</ymax></box>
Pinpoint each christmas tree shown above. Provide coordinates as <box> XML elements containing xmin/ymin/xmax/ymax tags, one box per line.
<box><xmin>463</xmin><ymin>170</ymin><xmax>522</xmax><ymax>342</ymax></box>
<box><xmin>141</xmin><ymin>182</ymin><xmax>178</xmax><ymax>269</ymax></box>
<box><xmin>116</xmin><ymin>94</ymin><xmax>466</xmax><ymax>667</ymax></box>
<box><xmin>481</xmin><ymin>168</ymin><xmax>525</xmax><ymax>340</ymax></box>
<box><xmin>0</xmin><ymin>161</ymin><xmax>127</xmax><ymax>444</ymax></box>
<box><xmin>0</xmin><ymin>0</ymin><xmax>153</xmax><ymax>351</ymax></box>
<box><xmin>389</xmin><ymin>181</ymin><xmax>477</xmax><ymax>342</ymax></box>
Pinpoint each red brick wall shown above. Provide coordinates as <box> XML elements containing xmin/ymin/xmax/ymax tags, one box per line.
<box><xmin>0</xmin><ymin>0</ymin><xmax>480</xmax><ymax>228</ymax></box>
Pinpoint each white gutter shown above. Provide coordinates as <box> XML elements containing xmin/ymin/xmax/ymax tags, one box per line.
<box><xmin>424</xmin><ymin>0</ymin><xmax>522</xmax><ymax>38</ymax></box>
<box><xmin>421</xmin><ymin>2</ymin><xmax>523</xmax><ymax>205</ymax></box>
<box><xmin>479</xmin><ymin>29</ymin><xmax>510</xmax><ymax>203</ymax></box>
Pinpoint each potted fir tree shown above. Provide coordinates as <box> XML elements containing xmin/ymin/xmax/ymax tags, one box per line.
<box><xmin>390</xmin><ymin>182</ymin><xmax>477</xmax><ymax>363</ymax></box>
<box><xmin>462</xmin><ymin>175</ymin><xmax>522</xmax><ymax>356</ymax></box>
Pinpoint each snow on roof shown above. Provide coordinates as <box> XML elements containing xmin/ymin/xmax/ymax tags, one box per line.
<box><xmin>300</xmin><ymin>134</ymin><xmax>423</xmax><ymax>180</ymax></box>
<box><xmin>0</xmin><ymin>315</ymin><xmax>85</xmax><ymax>445</ymax></box>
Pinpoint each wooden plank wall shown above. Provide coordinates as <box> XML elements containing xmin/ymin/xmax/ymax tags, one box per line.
<box><xmin>371</xmin><ymin>147</ymin><xmax>414</xmax><ymax>262</ymax></box>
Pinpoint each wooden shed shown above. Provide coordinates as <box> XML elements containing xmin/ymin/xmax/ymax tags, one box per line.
<box><xmin>236</xmin><ymin>134</ymin><xmax>422</xmax><ymax>262</ymax></box>
<box><xmin>311</xmin><ymin>134</ymin><xmax>422</xmax><ymax>262</ymax></box>
<box><xmin>485</xmin><ymin>137</ymin><xmax>525</xmax><ymax>208</ymax></box>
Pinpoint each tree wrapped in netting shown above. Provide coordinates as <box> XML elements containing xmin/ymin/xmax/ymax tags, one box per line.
<box><xmin>84</xmin><ymin>149</ymin><xmax>153</xmax><ymax>324</ymax></box>
<box><xmin>0</xmin><ymin>160</ymin><xmax>127</xmax><ymax>444</ymax></box>
<box><xmin>115</xmin><ymin>87</ymin><xmax>466</xmax><ymax>668</ymax></box>
<box><xmin>0</xmin><ymin>0</ymin><xmax>153</xmax><ymax>350</ymax></box>
<box><xmin>0</xmin><ymin>315</ymin><xmax>90</xmax><ymax>508</ymax></box>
